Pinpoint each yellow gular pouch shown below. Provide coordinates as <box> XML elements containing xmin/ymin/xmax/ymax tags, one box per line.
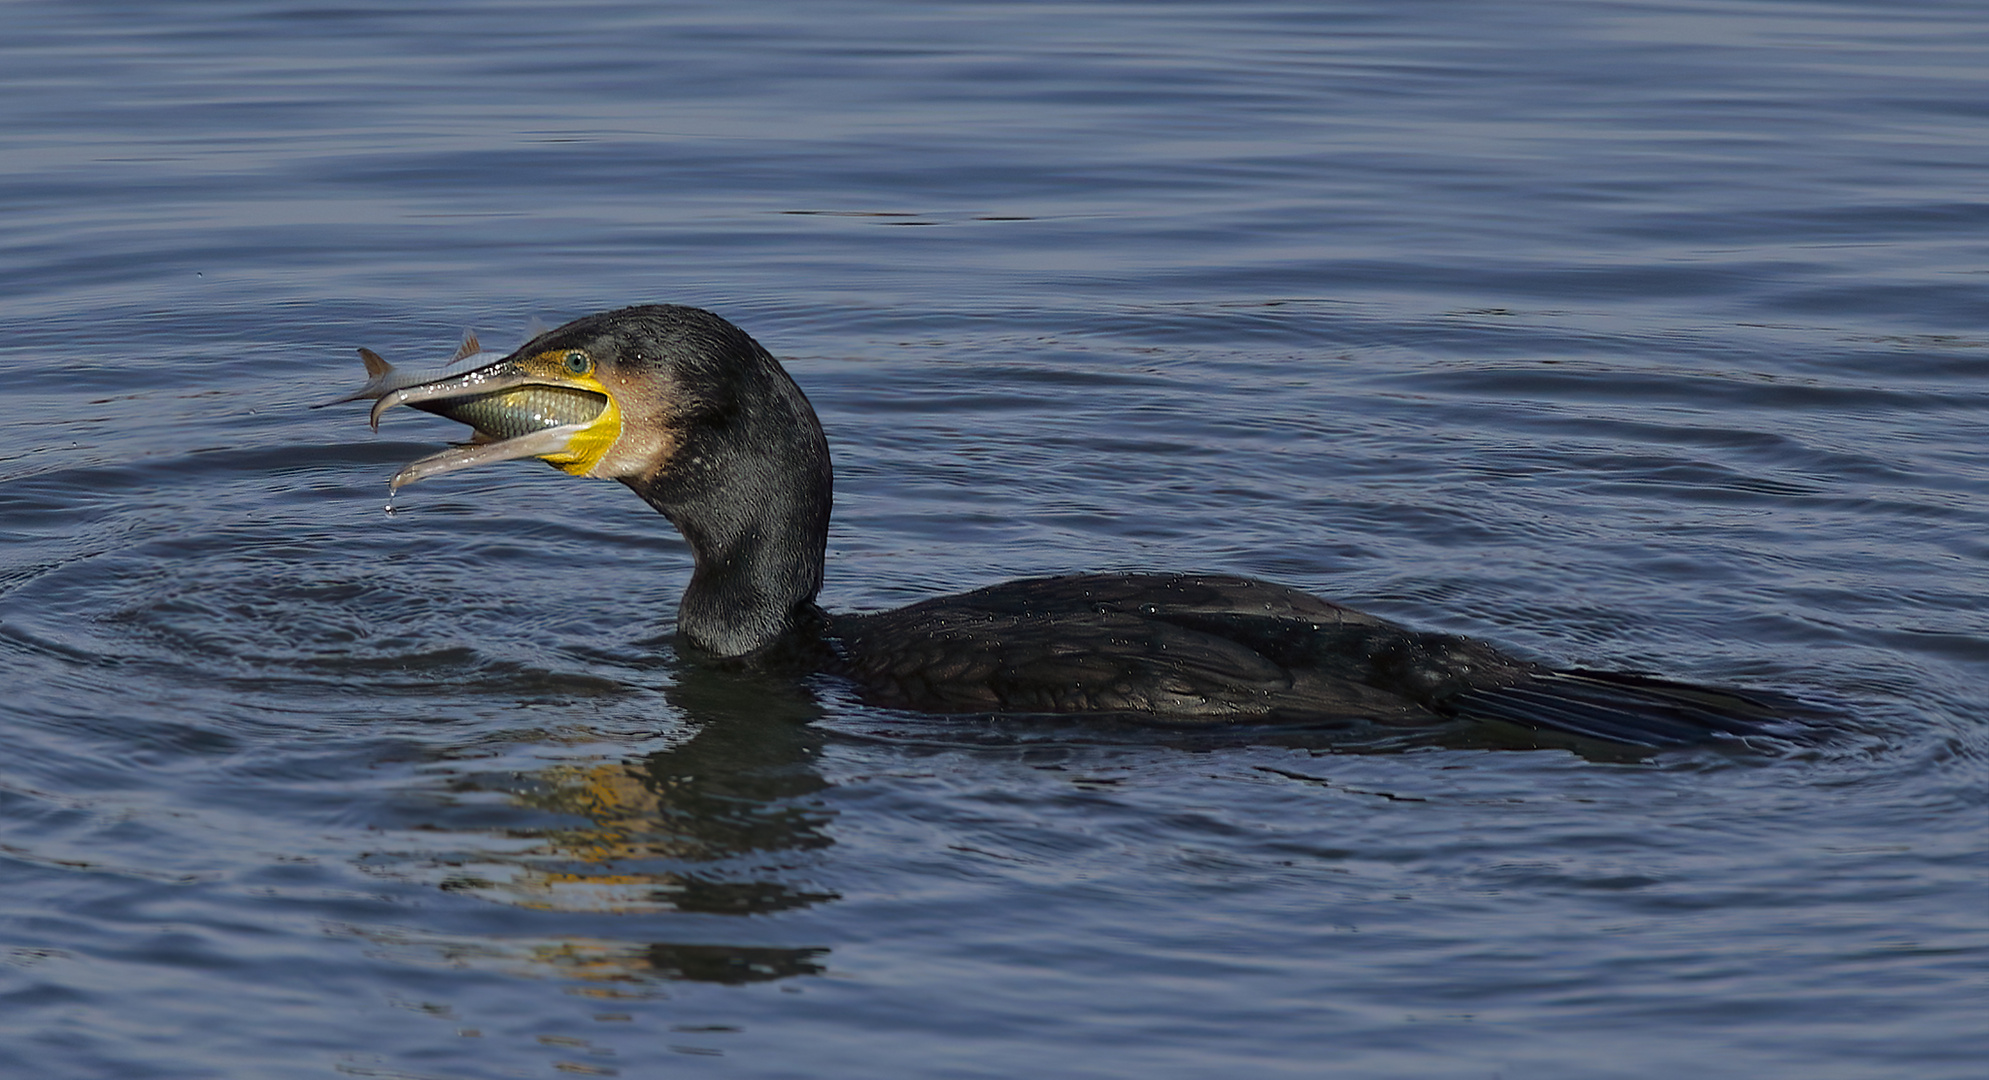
<box><xmin>541</xmin><ymin>392</ymin><xmax>623</xmax><ymax>477</ymax></box>
<box><xmin>520</xmin><ymin>349</ymin><xmax>624</xmax><ymax>478</ymax></box>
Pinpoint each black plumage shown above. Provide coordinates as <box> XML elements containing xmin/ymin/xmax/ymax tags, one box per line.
<box><xmin>346</xmin><ymin>304</ymin><xmax>1811</xmax><ymax>749</ymax></box>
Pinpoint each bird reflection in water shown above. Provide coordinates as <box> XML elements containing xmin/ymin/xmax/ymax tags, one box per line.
<box><xmin>389</xmin><ymin>663</ymin><xmax>839</xmax><ymax>986</ymax></box>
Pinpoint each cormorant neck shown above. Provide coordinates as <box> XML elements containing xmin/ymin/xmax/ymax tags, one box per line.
<box><xmin>668</xmin><ymin>490</ymin><xmax>827</xmax><ymax>657</ymax></box>
<box><xmin>622</xmin><ymin>339</ymin><xmax>832</xmax><ymax>658</ymax></box>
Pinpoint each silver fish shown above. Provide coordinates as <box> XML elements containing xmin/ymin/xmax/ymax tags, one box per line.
<box><xmin>315</xmin><ymin>330</ymin><xmax>486</xmax><ymax>408</ymax></box>
<box><xmin>323</xmin><ymin>329</ymin><xmax>609</xmax><ymax>490</ymax></box>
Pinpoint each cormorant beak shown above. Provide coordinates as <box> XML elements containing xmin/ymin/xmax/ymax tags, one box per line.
<box><xmin>325</xmin><ymin>347</ymin><xmax>619</xmax><ymax>491</ymax></box>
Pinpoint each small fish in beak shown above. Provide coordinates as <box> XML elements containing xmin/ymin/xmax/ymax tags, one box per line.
<box><xmin>321</xmin><ymin>333</ymin><xmax>614</xmax><ymax>490</ymax></box>
<box><xmin>316</xmin><ymin>330</ymin><xmax>489</xmax><ymax>409</ymax></box>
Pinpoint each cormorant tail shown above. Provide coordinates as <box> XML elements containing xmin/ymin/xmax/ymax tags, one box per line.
<box><xmin>1451</xmin><ymin>669</ymin><xmax>1809</xmax><ymax>748</ymax></box>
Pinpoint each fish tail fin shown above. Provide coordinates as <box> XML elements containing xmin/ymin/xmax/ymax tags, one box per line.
<box><xmin>312</xmin><ymin>347</ymin><xmax>400</xmax><ymax>409</ymax></box>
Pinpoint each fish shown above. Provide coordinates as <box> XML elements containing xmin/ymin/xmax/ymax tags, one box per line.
<box><xmin>321</xmin><ymin>327</ymin><xmax>611</xmax><ymax>490</ymax></box>
<box><xmin>315</xmin><ymin>330</ymin><xmax>488</xmax><ymax>410</ymax></box>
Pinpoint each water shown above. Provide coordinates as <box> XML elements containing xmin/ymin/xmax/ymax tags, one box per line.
<box><xmin>2</xmin><ymin>1</ymin><xmax>1985</xmax><ymax>1076</ymax></box>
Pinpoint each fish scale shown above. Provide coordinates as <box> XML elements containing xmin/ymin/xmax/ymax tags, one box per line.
<box><xmin>430</xmin><ymin>386</ymin><xmax>605</xmax><ymax>441</ymax></box>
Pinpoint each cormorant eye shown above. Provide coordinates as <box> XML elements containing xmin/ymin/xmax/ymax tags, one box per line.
<box><xmin>563</xmin><ymin>351</ymin><xmax>592</xmax><ymax>376</ymax></box>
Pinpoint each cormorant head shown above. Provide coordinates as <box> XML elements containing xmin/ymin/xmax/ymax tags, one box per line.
<box><xmin>346</xmin><ymin>302</ymin><xmax>827</xmax><ymax>493</ymax></box>
<box><xmin>337</xmin><ymin>304</ymin><xmax>835</xmax><ymax>657</ymax></box>
<box><xmin>346</xmin><ymin>304</ymin><xmax>798</xmax><ymax>494</ymax></box>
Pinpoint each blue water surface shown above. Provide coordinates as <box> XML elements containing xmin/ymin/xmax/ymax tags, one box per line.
<box><xmin>1</xmin><ymin>2</ymin><xmax>1984</xmax><ymax>1077</ymax></box>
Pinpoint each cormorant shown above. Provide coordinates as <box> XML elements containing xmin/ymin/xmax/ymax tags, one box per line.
<box><xmin>329</xmin><ymin>304</ymin><xmax>1806</xmax><ymax>749</ymax></box>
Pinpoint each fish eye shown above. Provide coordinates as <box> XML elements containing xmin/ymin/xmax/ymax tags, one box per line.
<box><xmin>562</xmin><ymin>351</ymin><xmax>592</xmax><ymax>376</ymax></box>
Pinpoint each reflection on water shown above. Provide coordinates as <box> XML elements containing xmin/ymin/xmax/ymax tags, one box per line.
<box><xmin>388</xmin><ymin>664</ymin><xmax>840</xmax><ymax>984</ymax></box>
<box><xmin>338</xmin><ymin>928</ymin><xmax>829</xmax><ymax>989</ymax></box>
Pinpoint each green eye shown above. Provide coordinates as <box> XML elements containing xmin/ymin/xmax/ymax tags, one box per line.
<box><xmin>563</xmin><ymin>351</ymin><xmax>592</xmax><ymax>376</ymax></box>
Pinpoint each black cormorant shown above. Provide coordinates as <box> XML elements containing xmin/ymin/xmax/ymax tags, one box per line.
<box><xmin>331</xmin><ymin>304</ymin><xmax>1806</xmax><ymax>748</ymax></box>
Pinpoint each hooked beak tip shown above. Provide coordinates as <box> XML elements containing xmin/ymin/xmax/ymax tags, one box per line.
<box><xmin>367</xmin><ymin>391</ymin><xmax>402</xmax><ymax>432</ymax></box>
